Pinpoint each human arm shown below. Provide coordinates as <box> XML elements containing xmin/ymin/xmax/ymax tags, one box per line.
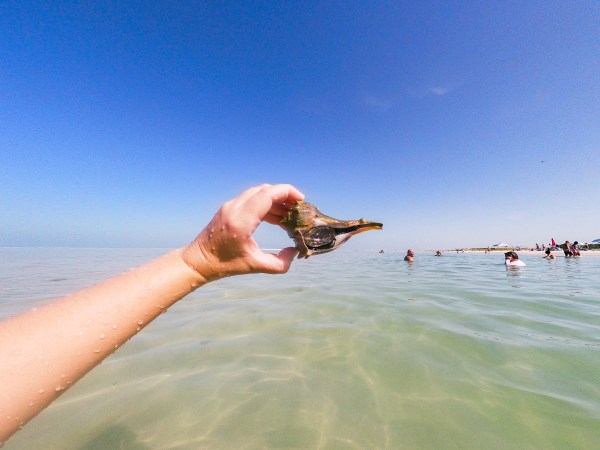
<box><xmin>0</xmin><ymin>183</ymin><xmax>304</xmax><ymax>443</ymax></box>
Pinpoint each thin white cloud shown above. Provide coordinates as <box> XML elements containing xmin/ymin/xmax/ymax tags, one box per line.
<box><xmin>429</xmin><ymin>86</ymin><xmax>450</xmax><ymax>96</ymax></box>
<box><xmin>427</xmin><ymin>81</ymin><xmax>465</xmax><ymax>97</ymax></box>
<box><xmin>362</xmin><ymin>94</ymin><xmax>392</xmax><ymax>112</ymax></box>
<box><xmin>407</xmin><ymin>81</ymin><xmax>465</xmax><ymax>98</ymax></box>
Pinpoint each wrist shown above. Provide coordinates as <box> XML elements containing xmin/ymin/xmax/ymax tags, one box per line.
<box><xmin>161</xmin><ymin>249</ymin><xmax>207</xmax><ymax>291</ymax></box>
<box><xmin>181</xmin><ymin>243</ymin><xmax>224</xmax><ymax>284</ymax></box>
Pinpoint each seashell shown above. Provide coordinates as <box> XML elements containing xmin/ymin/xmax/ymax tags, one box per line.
<box><xmin>281</xmin><ymin>201</ymin><xmax>382</xmax><ymax>258</ymax></box>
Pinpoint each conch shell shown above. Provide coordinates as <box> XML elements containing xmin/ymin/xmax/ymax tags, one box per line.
<box><xmin>281</xmin><ymin>201</ymin><xmax>382</xmax><ymax>258</ymax></box>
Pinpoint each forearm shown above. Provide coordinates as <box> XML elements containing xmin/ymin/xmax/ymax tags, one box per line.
<box><xmin>0</xmin><ymin>183</ymin><xmax>304</xmax><ymax>444</ymax></box>
<box><xmin>0</xmin><ymin>248</ymin><xmax>205</xmax><ymax>441</ymax></box>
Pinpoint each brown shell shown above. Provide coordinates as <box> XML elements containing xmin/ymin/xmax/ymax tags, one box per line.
<box><xmin>281</xmin><ymin>200</ymin><xmax>383</xmax><ymax>259</ymax></box>
<box><xmin>280</xmin><ymin>201</ymin><xmax>320</xmax><ymax>233</ymax></box>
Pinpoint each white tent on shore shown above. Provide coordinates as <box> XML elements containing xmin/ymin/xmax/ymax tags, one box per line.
<box><xmin>492</xmin><ymin>243</ymin><xmax>512</xmax><ymax>248</ymax></box>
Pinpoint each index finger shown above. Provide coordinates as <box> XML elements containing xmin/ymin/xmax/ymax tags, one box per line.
<box><xmin>241</xmin><ymin>184</ymin><xmax>304</xmax><ymax>223</ymax></box>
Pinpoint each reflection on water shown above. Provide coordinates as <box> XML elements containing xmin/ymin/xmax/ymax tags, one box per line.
<box><xmin>505</xmin><ymin>265</ymin><xmax>523</xmax><ymax>289</ymax></box>
<box><xmin>2</xmin><ymin>249</ymin><xmax>600</xmax><ymax>449</ymax></box>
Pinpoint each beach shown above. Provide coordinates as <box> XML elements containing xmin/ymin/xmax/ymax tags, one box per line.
<box><xmin>2</xmin><ymin>248</ymin><xmax>600</xmax><ymax>449</ymax></box>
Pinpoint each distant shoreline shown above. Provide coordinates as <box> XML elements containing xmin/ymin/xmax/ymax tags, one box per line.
<box><xmin>427</xmin><ymin>249</ymin><xmax>600</xmax><ymax>257</ymax></box>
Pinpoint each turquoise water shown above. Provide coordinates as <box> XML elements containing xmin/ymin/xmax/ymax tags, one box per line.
<box><xmin>2</xmin><ymin>248</ymin><xmax>599</xmax><ymax>449</ymax></box>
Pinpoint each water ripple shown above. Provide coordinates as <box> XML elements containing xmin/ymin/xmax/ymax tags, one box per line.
<box><xmin>2</xmin><ymin>249</ymin><xmax>600</xmax><ymax>449</ymax></box>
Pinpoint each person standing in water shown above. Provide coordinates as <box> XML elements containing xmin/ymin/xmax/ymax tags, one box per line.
<box><xmin>404</xmin><ymin>249</ymin><xmax>415</xmax><ymax>262</ymax></box>
<box><xmin>505</xmin><ymin>251</ymin><xmax>526</xmax><ymax>267</ymax></box>
<box><xmin>563</xmin><ymin>241</ymin><xmax>573</xmax><ymax>257</ymax></box>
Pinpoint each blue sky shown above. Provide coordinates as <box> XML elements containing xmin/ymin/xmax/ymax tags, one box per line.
<box><xmin>1</xmin><ymin>1</ymin><xmax>599</xmax><ymax>250</ymax></box>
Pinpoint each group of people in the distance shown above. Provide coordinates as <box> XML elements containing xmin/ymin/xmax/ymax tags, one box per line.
<box><xmin>403</xmin><ymin>249</ymin><xmax>528</xmax><ymax>266</ymax></box>
<box><xmin>538</xmin><ymin>240</ymin><xmax>584</xmax><ymax>256</ymax></box>
<box><xmin>504</xmin><ymin>243</ymin><xmax>584</xmax><ymax>266</ymax></box>
<box><xmin>403</xmin><ymin>243</ymin><xmax>584</xmax><ymax>267</ymax></box>
<box><xmin>543</xmin><ymin>240</ymin><xmax>583</xmax><ymax>259</ymax></box>
<box><xmin>561</xmin><ymin>240</ymin><xmax>582</xmax><ymax>257</ymax></box>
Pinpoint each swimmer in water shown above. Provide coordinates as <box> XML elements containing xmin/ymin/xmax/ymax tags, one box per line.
<box><xmin>404</xmin><ymin>249</ymin><xmax>415</xmax><ymax>262</ymax></box>
<box><xmin>544</xmin><ymin>248</ymin><xmax>556</xmax><ymax>259</ymax></box>
<box><xmin>504</xmin><ymin>251</ymin><xmax>526</xmax><ymax>267</ymax></box>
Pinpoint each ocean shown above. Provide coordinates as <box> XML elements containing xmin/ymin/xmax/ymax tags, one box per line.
<box><xmin>2</xmin><ymin>248</ymin><xmax>599</xmax><ymax>449</ymax></box>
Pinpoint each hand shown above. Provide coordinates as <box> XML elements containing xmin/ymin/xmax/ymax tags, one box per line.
<box><xmin>183</xmin><ymin>184</ymin><xmax>305</xmax><ymax>281</ymax></box>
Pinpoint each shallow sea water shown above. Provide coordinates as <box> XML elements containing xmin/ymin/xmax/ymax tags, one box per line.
<box><xmin>2</xmin><ymin>248</ymin><xmax>599</xmax><ymax>449</ymax></box>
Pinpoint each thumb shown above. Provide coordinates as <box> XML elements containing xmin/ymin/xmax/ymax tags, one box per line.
<box><xmin>253</xmin><ymin>247</ymin><xmax>299</xmax><ymax>274</ymax></box>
